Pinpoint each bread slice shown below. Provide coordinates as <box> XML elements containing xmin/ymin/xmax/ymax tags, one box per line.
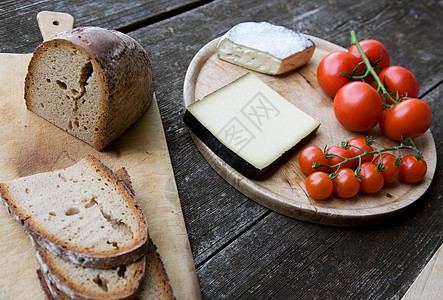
<box><xmin>24</xmin><ymin>27</ymin><xmax>154</xmax><ymax>150</ymax></box>
<box><xmin>36</xmin><ymin>238</ymin><xmax>174</xmax><ymax>300</ymax></box>
<box><xmin>0</xmin><ymin>155</ymin><xmax>148</xmax><ymax>268</ymax></box>
<box><xmin>34</xmin><ymin>240</ymin><xmax>146</xmax><ymax>300</ymax></box>
<box><xmin>34</xmin><ymin>168</ymin><xmax>174</xmax><ymax>299</ymax></box>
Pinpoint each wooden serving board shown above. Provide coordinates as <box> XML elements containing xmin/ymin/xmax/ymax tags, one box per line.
<box><xmin>0</xmin><ymin>13</ymin><xmax>200</xmax><ymax>300</ymax></box>
<box><xmin>183</xmin><ymin>36</ymin><xmax>437</xmax><ymax>226</ymax></box>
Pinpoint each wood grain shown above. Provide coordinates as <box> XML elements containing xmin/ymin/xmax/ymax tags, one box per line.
<box><xmin>0</xmin><ymin>53</ymin><xmax>200</xmax><ymax>299</ymax></box>
<box><xmin>183</xmin><ymin>36</ymin><xmax>437</xmax><ymax>226</ymax></box>
<box><xmin>402</xmin><ymin>243</ymin><xmax>443</xmax><ymax>300</ymax></box>
<box><xmin>37</xmin><ymin>11</ymin><xmax>74</xmax><ymax>40</ymax></box>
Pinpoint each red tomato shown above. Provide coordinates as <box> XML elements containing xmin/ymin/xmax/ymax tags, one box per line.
<box><xmin>378</xmin><ymin>66</ymin><xmax>419</xmax><ymax>104</ymax></box>
<box><xmin>332</xmin><ymin>168</ymin><xmax>361</xmax><ymax>198</ymax></box>
<box><xmin>348</xmin><ymin>39</ymin><xmax>390</xmax><ymax>73</ymax></box>
<box><xmin>317</xmin><ymin>51</ymin><xmax>361</xmax><ymax>98</ymax></box>
<box><xmin>306</xmin><ymin>172</ymin><xmax>334</xmax><ymax>200</ymax></box>
<box><xmin>299</xmin><ymin>146</ymin><xmax>328</xmax><ymax>175</ymax></box>
<box><xmin>373</xmin><ymin>153</ymin><xmax>400</xmax><ymax>184</ymax></box>
<box><xmin>326</xmin><ymin>146</ymin><xmax>354</xmax><ymax>172</ymax></box>
<box><xmin>347</xmin><ymin>137</ymin><xmax>374</xmax><ymax>168</ymax></box>
<box><xmin>334</xmin><ymin>82</ymin><xmax>383</xmax><ymax>132</ymax></box>
<box><xmin>357</xmin><ymin>162</ymin><xmax>384</xmax><ymax>193</ymax></box>
<box><xmin>380</xmin><ymin>98</ymin><xmax>432</xmax><ymax>141</ymax></box>
<box><xmin>399</xmin><ymin>155</ymin><xmax>427</xmax><ymax>183</ymax></box>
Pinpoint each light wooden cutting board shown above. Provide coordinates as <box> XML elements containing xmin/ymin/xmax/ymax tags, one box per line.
<box><xmin>0</xmin><ymin>12</ymin><xmax>200</xmax><ymax>300</ymax></box>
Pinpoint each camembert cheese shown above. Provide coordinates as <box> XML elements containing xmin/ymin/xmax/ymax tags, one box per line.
<box><xmin>184</xmin><ymin>73</ymin><xmax>320</xmax><ymax>178</ymax></box>
<box><xmin>217</xmin><ymin>22</ymin><xmax>315</xmax><ymax>75</ymax></box>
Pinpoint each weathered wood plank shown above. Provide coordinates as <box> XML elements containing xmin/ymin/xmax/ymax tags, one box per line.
<box><xmin>0</xmin><ymin>0</ymin><xmax>210</xmax><ymax>53</ymax></box>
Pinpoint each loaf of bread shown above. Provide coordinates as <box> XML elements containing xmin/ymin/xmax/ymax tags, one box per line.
<box><xmin>0</xmin><ymin>155</ymin><xmax>148</xmax><ymax>268</ymax></box>
<box><xmin>24</xmin><ymin>27</ymin><xmax>154</xmax><ymax>150</ymax></box>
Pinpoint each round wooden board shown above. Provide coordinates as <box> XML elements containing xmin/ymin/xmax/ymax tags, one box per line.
<box><xmin>183</xmin><ymin>36</ymin><xmax>437</xmax><ymax>226</ymax></box>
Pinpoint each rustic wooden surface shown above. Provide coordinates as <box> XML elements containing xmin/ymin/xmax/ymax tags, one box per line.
<box><xmin>0</xmin><ymin>0</ymin><xmax>441</xmax><ymax>299</ymax></box>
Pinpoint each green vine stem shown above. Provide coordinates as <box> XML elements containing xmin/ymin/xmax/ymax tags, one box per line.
<box><xmin>350</xmin><ymin>30</ymin><xmax>398</xmax><ymax>108</ymax></box>
<box><xmin>314</xmin><ymin>137</ymin><xmax>422</xmax><ymax>179</ymax></box>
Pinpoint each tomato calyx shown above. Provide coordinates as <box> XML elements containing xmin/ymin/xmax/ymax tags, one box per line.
<box><xmin>337</xmin><ymin>60</ymin><xmax>366</xmax><ymax>80</ymax></box>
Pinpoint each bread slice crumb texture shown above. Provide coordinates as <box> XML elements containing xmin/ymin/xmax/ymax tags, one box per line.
<box><xmin>0</xmin><ymin>155</ymin><xmax>147</xmax><ymax>259</ymax></box>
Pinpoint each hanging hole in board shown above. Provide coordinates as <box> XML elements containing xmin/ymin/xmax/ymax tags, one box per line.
<box><xmin>53</xmin><ymin>20</ymin><xmax>60</xmax><ymax>26</ymax></box>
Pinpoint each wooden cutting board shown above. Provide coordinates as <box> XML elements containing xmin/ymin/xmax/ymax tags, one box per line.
<box><xmin>0</xmin><ymin>12</ymin><xmax>200</xmax><ymax>300</ymax></box>
<box><xmin>183</xmin><ymin>36</ymin><xmax>437</xmax><ymax>226</ymax></box>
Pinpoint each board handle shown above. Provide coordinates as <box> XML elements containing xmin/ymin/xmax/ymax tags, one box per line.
<box><xmin>37</xmin><ymin>11</ymin><xmax>74</xmax><ymax>41</ymax></box>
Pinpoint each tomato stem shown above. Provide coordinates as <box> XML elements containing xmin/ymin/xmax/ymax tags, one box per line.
<box><xmin>350</xmin><ymin>30</ymin><xmax>397</xmax><ymax>108</ymax></box>
<box><xmin>315</xmin><ymin>137</ymin><xmax>421</xmax><ymax>175</ymax></box>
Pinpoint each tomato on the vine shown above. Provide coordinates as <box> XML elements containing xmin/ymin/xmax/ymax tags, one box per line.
<box><xmin>326</xmin><ymin>146</ymin><xmax>354</xmax><ymax>172</ymax></box>
<box><xmin>399</xmin><ymin>155</ymin><xmax>427</xmax><ymax>183</ymax></box>
<box><xmin>373</xmin><ymin>153</ymin><xmax>400</xmax><ymax>184</ymax></box>
<box><xmin>348</xmin><ymin>39</ymin><xmax>390</xmax><ymax>73</ymax></box>
<box><xmin>299</xmin><ymin>146</ymin><xmax>328</xmax><ymax>176</ymax></box>
<box><xmin>378</xmin><ymin>66</ymin><xmax>419</xmax><ymax>104</ymax></box>
<box><xmin>347</xmin><ymin>137</ymin><xmax>374</xmax><ymax>168</ymax></box>
<box><xmin>334</xmin><ymin>81</ymin><xmax>383</xmax><ymax>132</ymax></box>
<box><xmin>317</xmin><ymin>51</ymin><xmax>361</xmax><ymax>98</ymax></box>
<box><xmin>332</xmin><ymin>168</ymin><xmax>360</xmax><ymax>198</ymax></box>
<box><xmin>306</xmin><ymin>172</ymin><xmax>334</xmax><ymax>200</ymax></box>
<box><xmin>357</xmin><ymin>162</ymin><xmax>384</xmax><ymax>193</ymax></box>
<box><xmin>380</xmin><ymin>98</ymin><xmax>432</xmax><ymax>141</ymax></box>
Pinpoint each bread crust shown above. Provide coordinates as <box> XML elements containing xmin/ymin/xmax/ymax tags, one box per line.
<box><xmin>0</xmin><ymin>155</ymin><xmax>149</xmax><ymax>268</ymax></box>
<box><xmin>24</xmin><ymin>27</ymin><xmax>154</xmax><ymax>150</ymax></box>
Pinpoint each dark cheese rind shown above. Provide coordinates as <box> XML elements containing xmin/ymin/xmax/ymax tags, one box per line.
<box><xmin>183</xmin><ymin>109</ymin><xmax>319</xmax><ymax>179</ymax></box>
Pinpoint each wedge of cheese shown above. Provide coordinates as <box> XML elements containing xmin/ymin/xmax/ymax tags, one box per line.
<box><xmin>217</xmin><ymin>22</ymin><xmax>315</xmax><ymax>75</ymax></box>
<box><xmin>184</xmin><ymin>73</ymin><xmax>320</xmax><ymax>178</ymax></box>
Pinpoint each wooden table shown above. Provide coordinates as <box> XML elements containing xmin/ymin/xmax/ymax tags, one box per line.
<box><xmin>0</xmin><ymin>1</ymin><xmax>441</xmax><ymax>299</ymax></box>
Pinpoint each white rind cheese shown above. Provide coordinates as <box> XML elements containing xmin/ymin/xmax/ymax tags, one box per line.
<box><xmin>217</xmin><ymin>22</ymin><xmax>315</xmax><ymax>75</ymax></box>
<box><xmin>184</xmin><ymin>73</ymin><xmax>320</xmax><ymax>178</ymax></box>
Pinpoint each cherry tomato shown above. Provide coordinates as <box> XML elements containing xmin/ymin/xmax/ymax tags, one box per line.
<box><xmin>334</xmin><ymin>82</ymin><xmax>383</xmax><ymax>132</ymax></box>
<box><xmin>348</xmin><ymin>39</ymin><xmax>390</xmax><ymax>73</ymax></box>
<box><xmin>326</xmin><ymin>146</ymin><xmax>354</xmax><ymax>172</ymax></box>
<box><xmin>306</xmin><ymin>172</ymin><xmax>334</xmax><ymax>200</ymax></box>
<box><xmin>317</xmin><ymin>51</ymin><xmax>361</xmax><ymax>98</ymax></box>
<box><xmin>347</xmin><ymin>137</ymin><xmax>374</xmax><ymax>168</ymax></box>
<box><xmin>399</xmin><ymin>155</ymin><xmax>427</xmax><ymax>183</ymax></box>
<box><xmin>357</xmin><ymin>162</ymin><xmax>384</xmax><ymax>193</ymax></box>
<box><xmin>378</xmin><ymin>66</ymin><xmax>419</xmax><ymax>104</ymax></box>
<box><xmin>380</xmin><ymin>98</ymin><xmax>432</xmax><ymax>141</ymax></box>
<box><xmin>332</xmin><ymin>168</ymin><xmax>360</xmax><ymax>198</ymax></box>
<box><xmin>299</xmin><ymin>146</ymin><xmax>328</xmax><ymax>176</ymax></box>
<box><xmin>373</xmin><ymin>153</ymin><xmax>400</xmax><ymax>184</ymax></box>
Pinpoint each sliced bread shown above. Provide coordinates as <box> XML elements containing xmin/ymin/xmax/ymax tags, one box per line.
<box><xmin>34</xmin><ymin>239</ymin><xmax>146</xmax><ymax>300</ymax></box>
<box><xmin>24</xmin><ymin>27</ymin><xmax>154</xmax><ymax>150</ymax></box>
<box><xmin>34</xmin><ymin>167</ymin><xmax>174</xmax><ymax>299</ymax></box>
<box><xmin>36</xmin><ymin>238</ymin><xmax>174</xmax><ymax>300</ymax></box>
<box><xmin>0</xmin><ymin>155</ymin><xmax>148</xmax><ymax>268</ymax></box>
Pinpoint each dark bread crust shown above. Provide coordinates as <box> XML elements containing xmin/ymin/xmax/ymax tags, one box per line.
<box><xmin>145</xmin><ymin>237</ymin><xmax>175</xmax><ymax>300</ymax></box>
<box><xmin>36</xmin><ymin>268</ymin><xmax>70</xmax><ymax>300</ymax></box>
<box><xmin>24</xmin><ymin>27</ymin><xmax>154</xmax><ymax>150</ymax></box>
<box><xmin>0</xmin><ymin>155</ymin><xmax>149</xmax><ymax>269</ymax></box>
